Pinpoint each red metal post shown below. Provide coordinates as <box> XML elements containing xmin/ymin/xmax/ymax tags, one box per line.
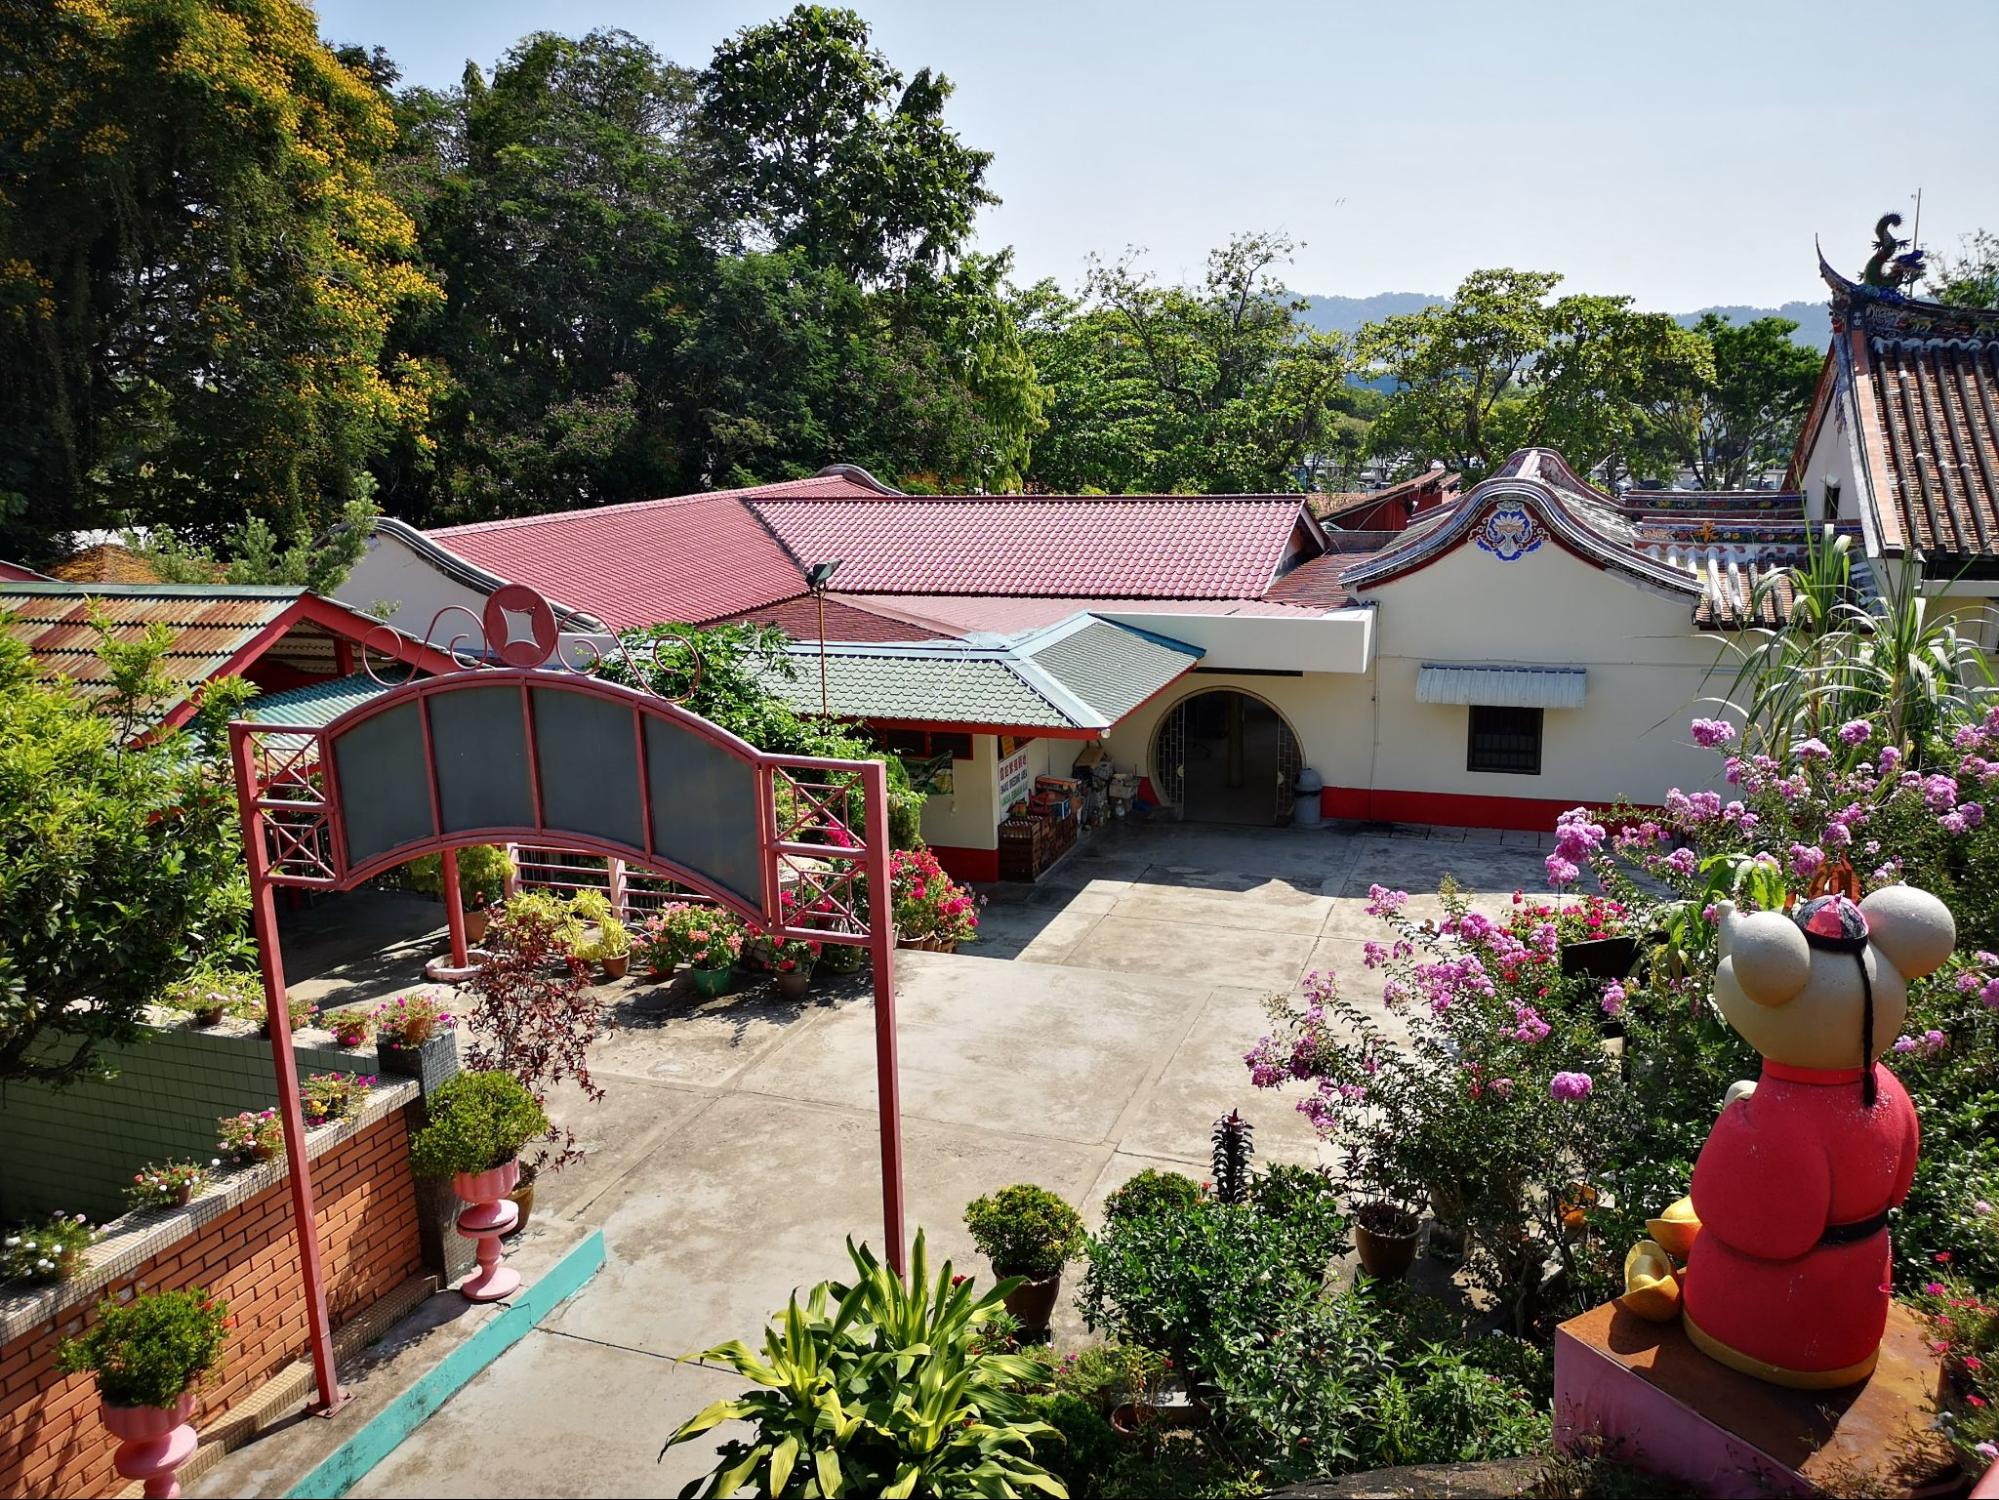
<box><xmin>440</xmin><ymin>846</ymin><xmax>470</xmax><ymax>967</ymax></box>
<box><xmin>861</xmin><ymin>760</ymin><xmax>905</xmax><ymax>1275</ymax></box>
<box><xmin>228</xmin><ymin>727</ymin><xmax>344</xmax><ymax>1415</ymax></box>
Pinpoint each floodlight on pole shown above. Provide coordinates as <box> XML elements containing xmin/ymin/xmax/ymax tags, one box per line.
<box><xmin>807</xmin><ymin>559</ymin><xmax>843</xmax><ymax>718</ymax></box>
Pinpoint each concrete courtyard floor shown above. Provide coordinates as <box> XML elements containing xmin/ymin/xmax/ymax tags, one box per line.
<box><xmin>196</xmin><ymin>817</ymin><xmax>1558</xmax><ymax>1497</ymax></box>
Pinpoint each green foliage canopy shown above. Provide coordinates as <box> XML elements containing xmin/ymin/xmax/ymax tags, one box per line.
<box><xmin>0</xmin><ymin>0</ymin><xmax>440</xmax><ymax>563</ymax></box>
<box><xmin>0</xmin><ymin>629</ymin><xmax>252</xmax><ymax>1086</ymax></box>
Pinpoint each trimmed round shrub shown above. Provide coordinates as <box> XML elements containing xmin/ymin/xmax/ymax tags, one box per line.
<box><xmin>56</xmin><ymin>1289</ymin><xmax>229</xmax><ymax>1408</ymax></box>
<box><xmin>1102</xmin><ymin>1167</ymin><xmax>1202</xmax><ymax>1226</ymax></box>
<box><xmin>408</xmin><ymin>1071</ymin><xmax>548</xmax><ymax>1179</ymax></box>
<box><xmin>964</xmin><ymin>1183</ymin><xmax>1086</xmax><ymax>1281</ymax></box>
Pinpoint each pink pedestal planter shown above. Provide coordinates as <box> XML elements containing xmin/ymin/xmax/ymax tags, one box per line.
<box><xmin>453</xmin><ymin>1160</ymin><xmax>523</xmax><ymax>1302</ymax></box>
<box><xmin>102</xmin><ymin>1392</ymin><xmax>199</xmax><ymax>1499</ymax></box>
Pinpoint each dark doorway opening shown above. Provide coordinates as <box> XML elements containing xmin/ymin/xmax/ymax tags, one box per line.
<box><xmin>1153</xmin><ymin>690</ymin><xmax>1300</xmax><ymax>825</ymax></box>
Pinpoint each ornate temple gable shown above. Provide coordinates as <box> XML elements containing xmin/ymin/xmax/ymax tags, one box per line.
<box><xmin>1341</xmin><ymin>450</ymin><xmax>1706</xmax><ymax>604</ymax></box>
<box><xmin>1807</xmin><ymin>240</ymin><xmax>1999</xmax><ymax>571</ymax></box>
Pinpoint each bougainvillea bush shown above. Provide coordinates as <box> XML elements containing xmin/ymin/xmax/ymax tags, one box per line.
<box><xmin>890</xmin><ymin>847</ymin><xmax>981</xmax><ymax>944</ymax></box>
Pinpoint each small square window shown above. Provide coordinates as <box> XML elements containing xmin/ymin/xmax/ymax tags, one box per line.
<box><xmin>1467</xmin><ymin>705</ymin><xmax>1543</xmax><ymax>775</ymax></box>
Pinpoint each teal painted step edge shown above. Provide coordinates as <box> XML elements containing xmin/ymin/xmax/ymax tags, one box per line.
<box><xmin>285</xmin><ymin>1229</ymin><xmax>606</xmax><ymax>1500</ymax></box>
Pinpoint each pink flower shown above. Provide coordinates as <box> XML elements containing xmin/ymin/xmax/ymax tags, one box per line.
<box><xmin>1600</xmin><ymin>980</ymin><xmax>1626</xmax><ymax>1018</ymax></box>
<box><xmin>1487</xmin><ymin>1077</ymin><xmax>1514</xmax><ymax>1101</ymax></box>
<box><xmin>1690</xmin><ymin>718</ymin><xmax>1736</xmax><ymax>748</ymax></box>
<box><xmin>1837</xmin><ymin>719</ymin><xmax>1873</xmax><ymax>746</ymax></box>
<box><xmin>1789</xmin><ymin>843</ymin><xmax>1825</xmax><ymax>880</ymax></box>
<box><xmin>1550</xmin><ymin>1071</ymin><xmax>1594</xmax><ymax>1101</ymax></box>
<box><xmin>1365</xmin><ymin>884</ymin><xmax>1409</xmax><ymax>919</ymax></box>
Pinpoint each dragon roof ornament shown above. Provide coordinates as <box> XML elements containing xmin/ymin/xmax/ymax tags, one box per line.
<box><xmin>1818</xmin><ymin>220</ymin><xmax>1999</xmax><ymax>342</ymax></box>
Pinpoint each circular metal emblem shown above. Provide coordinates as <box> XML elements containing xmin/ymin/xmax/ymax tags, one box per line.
<box><xmin>483</xmin><ymin>585</ymin><xmax>560</xmax><ymax>668</ymax></box>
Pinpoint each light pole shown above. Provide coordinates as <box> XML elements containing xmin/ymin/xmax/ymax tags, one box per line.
<box><xmin>806</xmin><ymin>559</ymin><xmax>843</xmax><ymax>718</ymax></box>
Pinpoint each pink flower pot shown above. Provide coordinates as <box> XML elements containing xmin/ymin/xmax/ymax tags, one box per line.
<box><xmin>102</xmin><ymin>1391</ymin><xmax>198</xmax><ymax>1498</ymax></box>
<box><xmin>452</xmin><ymin>1159</ymin><xmax>523</xmax><ymax>1302</ymax></box>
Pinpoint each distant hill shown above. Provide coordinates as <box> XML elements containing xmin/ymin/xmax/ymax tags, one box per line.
<box><xmin>1299</xmin><ymin>293</ymin><xmax>1831</xmax><ymax>348</ymax></box>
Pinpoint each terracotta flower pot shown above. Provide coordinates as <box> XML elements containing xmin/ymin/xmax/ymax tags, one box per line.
<box><xmin>776</xmin><ymin>969</ymin><xmax>811</xmax><ymax>1001</ymax></box>
<box><xmin>897</xmin><ymin>935</ymin><xmax>959</xmax><ymax>954</ymax></box>
<box><xmin>601</xmin><ymin>953</ymin><xmax>630</xmax><ymax>982</ymax></box>
<box><xmin>463</xmin><ymin>908</ymin><xmax>490</xmax><ymax>945</ymax></box>
<box><xmin>192</xmin><ymin>1005</ymin><xmax>226</xmax><ymax>1028</ymax></box>
<box><xmin>998</xmin><ymin>1269</ymin><xmax>1062</xmax><ymax>1334</ymax></box>
<box><xmin>1354</xmin><ymin>1202</ymin><xmax>1420</xmax><ymax>1280</ymax></box>
<box><xmin>452</xmin><ymin>1159</ymin><xmax>523</xmax><ymax>1302</ymax></box>
<box><xmin>171</xmin><ymin>1183</ymin><xmax>196</xmax><ymax>1208</ymax></box>
<box><xmin>101</xmin><ymin>1391</ymin><xmax>198</xmax><ymax>1498</ymax></box>
<box><xmin>507</xmin><ymin>1166</ymin><xmax>537</xmax><ymax>1234</ymax></box>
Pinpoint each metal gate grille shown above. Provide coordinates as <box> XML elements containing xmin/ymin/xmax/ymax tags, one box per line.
<box><xmin>1154</xmin><ymin>699</ymin><xmax>1187</xmax><ymax>809</ymax></box>
<box><xmin>1274</xmin><ymin>717</ymin><xmax>1300</xmax><ymax>822</ymax></box>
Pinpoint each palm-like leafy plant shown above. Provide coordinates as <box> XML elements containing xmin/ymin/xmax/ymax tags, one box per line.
<box><xmin>661</xmin><ymin>1230</ymin><xmax>1065</xmax><ymax>1498</ymax></box>
<box><xmin>1715</xmin><ymin>524</ymin><xmax>1995</xmax><ymax>760</ymax></box>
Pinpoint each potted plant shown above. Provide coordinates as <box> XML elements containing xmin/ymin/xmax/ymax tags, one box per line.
<box><xmin>372</xmin><ymin>992</ymin><xmax>458</xmax><ymax>1088</ymax></box>
<box><xmin>770</xmin><ymin>936</ymin><xmax>821</xmax><ymax>1000</ymax></box>
<box><xmin>1</xmin><ymin>1210</ymin><xmax>95</xmax><ymax>1285</ymax></box>
<box><xmin>1054</xmin><ymin>1342</ymin><xmax>1169</xmax><ymax>1434</ymax></box>
<box><xmin>963</xmin><ymin>1184</ymin><xmax>1085</xmax><ymax>1336</ymax></box>
<box><xmin>1352</xmin><ymin>1181</ymin><xmax>1422</xmax><ymax>1281</ymax></box>
<box><xmin>325</xmin><ymin>1008</ymin><xmax>373</xmax><ymax>1048</ymax></box>
<box><xmin>411</xmin><ymin>845</ymin><xmax>513</xmax><ymax>944</ymax></box>
<box><xmin>127</xmin><ymin>1161</ymin><xmax>217</xmax><ymax>1211</ymax></box>
<box><xmin>408</xmin><ymin>1071</ymin><xmax>549</xmax><ymax>1301</ymax></box>
<box><xmin>584</xmin><ymin>916</ymin><xmax>632</xmax><ymax>982</ymax></box>
<box><xmin>633</xmin><ymin>909</ymin><xmax>679</xmax><ymax>979</ymax></box>
<box><xmin>217</xmin><ymin>1108</ymin><xmax>285</xmax><ymax>1164</ymax></box>
<box><xmin>231</xmin><ymin>990</ymin><xmax>316</xmax><ymax>1037</ymax></box>
<box><xmin>685</xmin><ymin>914</ymin><xmax>743</xmax><ymax>999</ymax></box>
<box><xmin>160</xmin><ymin>967</ymin><xmax>260</xmax><ymax>1028</ymax></box>
<box><xmin>56</xmin><ymin>1288</ymin><xmax>229</xmax><ymax>1499</ymax></box>
<box><xmin>301</xmin><ymin>1071</ymin><xmax>375</xmax><ymax>1126</ymax></box>
<box><xmin>891</xmin><ymin>848</ymin><xmax>981</xmax><ymax>952</ymax></box>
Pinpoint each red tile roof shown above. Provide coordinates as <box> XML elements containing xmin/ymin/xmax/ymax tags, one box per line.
<box><xmin>710</xmin><ymin>592</ymin><xmax>950</xmax><ymax>642</ymax></box>
<box><xmin>1798</xmin><ymin>262</ymin><xmax>1999</xmax><ymax>568</ymax></box>
<box><xmin>1263</xmin><ymin>553</ymin><xmax>1367</xmax><ymax>609</ymax></box>
<box><xmin>748</xmin><ymin>496</ymin><xmax>1307</xmax><ymax>598</ymax></box>
<box><xmin>430</xmin><ymin>491</ymin><xmax>814</xmax><ymax>629</ymax></box>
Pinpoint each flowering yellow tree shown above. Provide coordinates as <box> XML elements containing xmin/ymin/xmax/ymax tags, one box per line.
<box><xmin>0</xmin><ymin>0</ymin><xmax>442</xmax><ymax>560</ymax></box>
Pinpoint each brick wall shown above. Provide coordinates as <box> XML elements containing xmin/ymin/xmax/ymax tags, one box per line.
<box><xmin>0</xmin><ymin>1102</ymin><xmax>424</xmax><ymax>1499</ymax></box>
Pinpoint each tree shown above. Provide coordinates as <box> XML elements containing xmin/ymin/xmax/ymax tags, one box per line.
<box><xmin>133</xmin><ymin>497</ymin><xmax>381</xmax><ymax>592</ymax></box>
<box><xmin>1362</xmin><ymin>269</ymin><xmax>1712</xmax><ymax>484</ymax></box>
<box><xmin>692</xmin><ymin>5</ymin><xmax>995</xmax><ymax>284</ymax></box>
<box><xmin>1638</xmin><ymin>315</ymin><xmax>1823</xmax><ymax>489</ymax></box>
<box><xmin>1018</xmin><ymin>233</ymin><xmax>1351</xmax><ymax>493</ymax></box>
<box><xmin>1929</xmin><ymin>230</ymin><xmax>1999</xmax><ymax>310</ymax></box>
<box><xmin>368</xmin><ymin>20</ymin><xmax>1032</xmax><ymax>519</ymax></box>
<box><xmin>0</xmin><ymin>627</ymin><xmax>251</xmax><ymax>1086</ymax></box>
<box><xmin>0</xmin><ymin>0</ymin><xmax>441</xmax><ymax>563</ymax></box>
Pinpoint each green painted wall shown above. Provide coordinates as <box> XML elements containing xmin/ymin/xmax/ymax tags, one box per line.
<box><xmin>0</xmin><ymin>1018</ymin><xmax>374</xmax><ymax>1222</ymax></box>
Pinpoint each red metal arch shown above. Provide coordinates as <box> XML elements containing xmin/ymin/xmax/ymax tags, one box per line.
<box><xmin>228</xmin><ymin>659</ymin><xmax>903</xmax><ymax>1417</ymax></box>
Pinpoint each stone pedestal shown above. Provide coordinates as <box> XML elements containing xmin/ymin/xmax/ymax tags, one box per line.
<box><xmin>1554</xmin><ymin>1299</ymin><xmax>1958</xmax><ymax>1498</ymax></box>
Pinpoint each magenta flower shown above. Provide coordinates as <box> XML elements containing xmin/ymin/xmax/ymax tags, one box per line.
<box><xmin>1365</xmin><ymin>884</ymin><xmax>1409</xmax><ymax>918</ymax></box>
<box><xmin>1550</xmin><ymin>1071</ymin><xmax>1594</xmax><ymax>1102</ymax></box>
<box><xmin>1838</xmin><ymin>719</ymin><xmax>1873</xmax><ymax>746</ymax></box>
<box><xmin>1789</xmin><ymin>843</ymin><xmax>1825</xmax><ymax>880</ymax></box>
<box><xmin>1600</xmin><ymin>980</ymin><xmax>1626</xmax><ymax>1018</ymax></box>
<box><xmin>1690</xmin><ymin>718</ymin><xmax>1736</xmax><ymax>748</ymax></box>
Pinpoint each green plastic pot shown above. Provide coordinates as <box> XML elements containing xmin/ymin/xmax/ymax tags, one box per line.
<box><xmin>690</xmin><ymin>964</ymin><xmax>733</xmax><ymax>999</ymax></box>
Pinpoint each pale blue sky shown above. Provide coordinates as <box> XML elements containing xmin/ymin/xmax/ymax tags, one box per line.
<box><xmin>314</xmin><ymin>0</ymin><xmax>1999</xmax><ymax>311</ymax></box>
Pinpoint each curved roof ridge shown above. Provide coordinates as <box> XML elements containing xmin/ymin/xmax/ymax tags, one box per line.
<box><xmin>1341</xmin><ymin>471</ymin><xmax>1703</xmax><ymax>598</ymax></box>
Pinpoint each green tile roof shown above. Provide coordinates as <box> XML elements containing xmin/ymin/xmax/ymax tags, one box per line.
<box><xmin>760</xmin><ymin>616</ymin><xmax>1202</xmax><ymax>731</ymax></box>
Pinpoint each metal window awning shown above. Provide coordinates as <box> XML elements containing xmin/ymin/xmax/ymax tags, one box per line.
<box><xmin>1417</xmin><ymin>663</ymin><xmax>1587</xmax><ymax>709</ymax></box>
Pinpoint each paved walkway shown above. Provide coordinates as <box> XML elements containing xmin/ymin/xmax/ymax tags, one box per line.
<box><xmin>195</xmin><ymin>818</ymin><xmax>1556</xmax><ymax>1497</ymax></box>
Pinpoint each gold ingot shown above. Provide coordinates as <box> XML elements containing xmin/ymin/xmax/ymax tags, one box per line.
<box><xmin>1645</xmin><ymin>1195</ymin><xmax>1701</xmax><ymax>1261</ymax></box>
<box><xmin>1619</xmin><ymin>1239</ymin><xmax>1684</xmax><ymax>1323</ymax></box>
